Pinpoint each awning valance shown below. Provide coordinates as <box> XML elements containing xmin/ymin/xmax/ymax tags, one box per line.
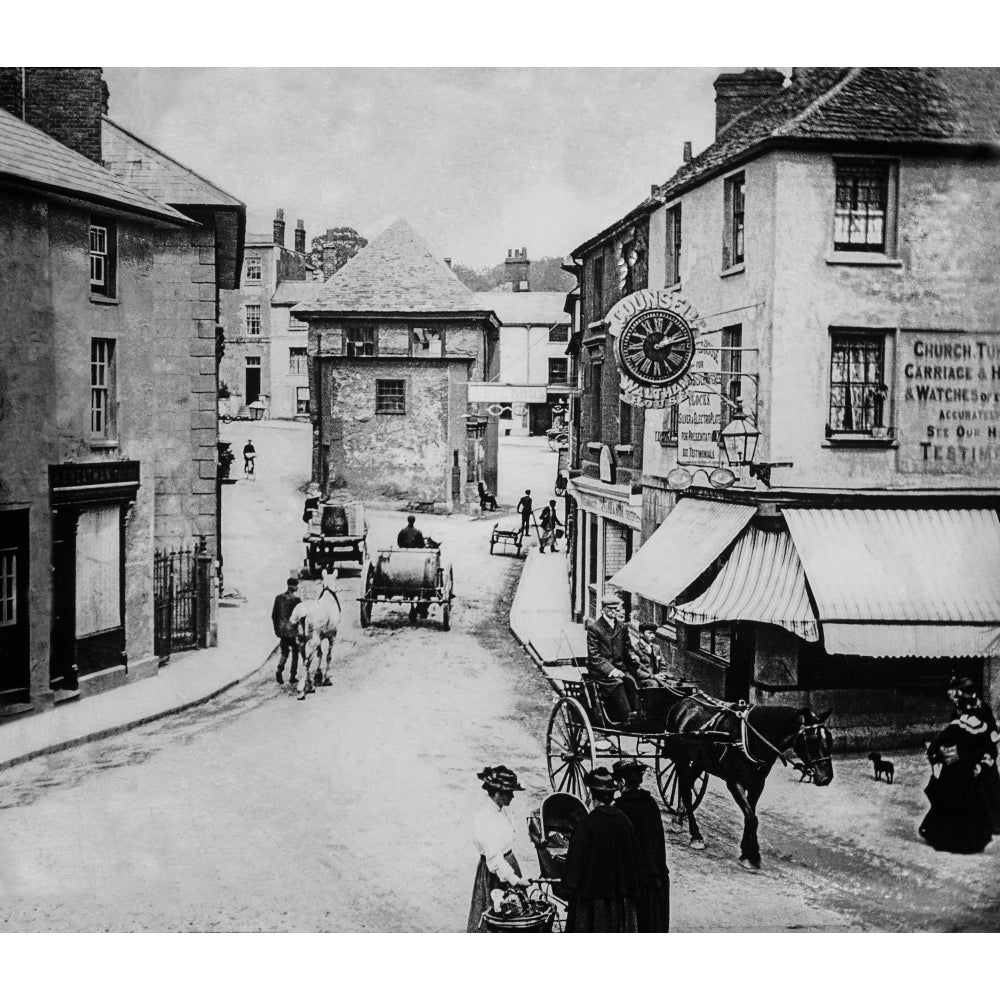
<box><xmin>785</xmin><ymin>507</ymin><xmax>1000</xmax><ymax>658</ymax></box>
<box><xmin>823</xmin><ymin>624</ymin><xmax>1000</xmax><ymax>659</ymax></box>
<box><xmin>609</xmin><ymin>498</ymin><xmax>755</xmax><ymax>606</ymax></box>
<box><xmin>674</xmin><ymin>527</ymin><xmax>819</xmax><ymax>642</ymax></box>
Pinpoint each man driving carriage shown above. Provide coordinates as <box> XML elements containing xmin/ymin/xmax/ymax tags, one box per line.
<box><xmin>586</xmin><ymin>594</ymin><xmax>642</xmax><ymax>724</ymax></box>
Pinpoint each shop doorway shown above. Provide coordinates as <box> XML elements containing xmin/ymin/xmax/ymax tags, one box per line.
<box><xmin>0</xmin><ymin>510</ymin><xmax>30</xmax><ymax>702</ymax></box>
<box><xmin>245</xmin><ymin>356</ymin><xmax>261</xmax><ymax>405</ymax></box>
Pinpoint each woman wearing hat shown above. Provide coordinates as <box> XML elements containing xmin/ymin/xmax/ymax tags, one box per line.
<box><xmin>613</xmin><ymin>760</ymin><xmax>670</xmax><ymax>932</ymax></box>
<box><xmin>562</xmin><ymin>767</ymin><xmax>641</xmax><ymax>933</ymax></box>
<box><xmin>467</xmin><ymin>766</ymin><xmax>531</xmax><ymax>932</ymax></box>
<box><xmin>919</xmin><ymin>679</ymin><xmax>995</xmax><ymax>854</ymax></box>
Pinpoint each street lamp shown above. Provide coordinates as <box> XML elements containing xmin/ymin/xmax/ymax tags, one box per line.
<box><xmin>719</xmin><ymin>403</ymin><xmax>760</xmax><ymax>468</ymax></box>
<box><xmin>718</xmin><ymin>404</ymin><xmax>792</xmax><ymax>488</ymax></box>
<box><xmin>248</xmin><ymin>400</ymin><xmax>266</xmax><ymax>421</ymax></box>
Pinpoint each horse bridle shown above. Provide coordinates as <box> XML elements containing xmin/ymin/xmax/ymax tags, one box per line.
<box><xmin>742</xmin><ymin>711</ymin><xmax>832</xmax><ymax>779</ymax></box>
<box><xmin>319</xmin><ymin>583</ymin><xmax>342</xmax><ymax>613</ymax></box>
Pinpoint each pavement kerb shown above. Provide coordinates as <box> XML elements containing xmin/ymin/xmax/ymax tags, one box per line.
<box><xmin>0</xmin><ymin>642</ymin><xmax>280</xmax><ymax>774</ymax></box>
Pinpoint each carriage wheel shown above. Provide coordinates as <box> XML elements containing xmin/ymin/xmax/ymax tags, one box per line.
<box><xmin>307</xmin><ymin>554</ymin><xmax>318</xmax><ymax>579</ymax></box>
<box><xmin>359</xmin><ymin>566</ymin><xmax>375</xmax><ymax>627</ymax></box>
<box><xmin>546</xmin><ymin>697</ymin><xmax>596</xmax><ymax>804</ymax></box>
<box><xmin>655</xmin><ymin>750</ymin><xmax>708</xmax><ymax>816</ymax></box>
<box><xmin>490</xmin><ymin>533</ymin><xmax>497</xmax><ymax>554</ymax></box>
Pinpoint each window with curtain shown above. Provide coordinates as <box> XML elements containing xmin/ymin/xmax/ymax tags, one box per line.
<box><xmin>75</xmin><ymin>503</ymin><xmax>121</xmax><ymax>637</ymax></box>
<box><xmin>828</xmin><ymin>332</ymin><xmax>889</xmax><ymax>435</ymax></box>
<box><xmin>723</xmin><ymin>173</ymin><xmax>745</xmax><ymax>269</ymax></box>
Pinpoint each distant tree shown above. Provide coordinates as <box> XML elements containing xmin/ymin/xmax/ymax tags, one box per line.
<box><xmin>451</xmin><ymin>255</ymin><xmax>575</xmax><ymax>293</ymax></box>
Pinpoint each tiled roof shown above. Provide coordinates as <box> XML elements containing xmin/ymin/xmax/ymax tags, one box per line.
<box><xmin>657</xmin><ymin>67</ymin><xmax>1000</xmax><ymax>202</ymax></box>
<box><xmin>474</xmin><ymin>291</ymin><xmax>570</xmax><ymax>326</ymax></box>
<box><xmin>0</xmin><ymin>107</ymin><xmax>189</xmax><ymax>223</ymax></box>
<box><xmin>101</xmin><ymin>118</ymin><xmax>243</xmax><ymax>208</ymax></box>
<box><xmin>272</xmin><ymin>280</ymin><xmax>320</xmax><ymax>305</ymax></box>
<box><xmin>573</xmin><ymin>67</ymin><xmax>1000</xmax><ymax>258</ymax></box>
<box><xmin>292</xmin><ymin>218</ymin><xmax>486</xmax><ymax>314</ymax></box>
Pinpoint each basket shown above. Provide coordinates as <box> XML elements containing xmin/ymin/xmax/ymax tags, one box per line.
<box><xmin>481</xmin><ymin>901</ymin><xmax>556</xmax><ymax>933</ymax></box>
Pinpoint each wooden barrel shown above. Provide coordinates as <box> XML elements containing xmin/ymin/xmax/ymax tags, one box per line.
<box><xmin>320</xmin><ymin>505</ymin><xmax>349</xmax><ymax>537</ymax></box>
<box><xmin>375</xmin><ymin>549</ymin><xmax>439</xmax><ymax>597</ymax></box>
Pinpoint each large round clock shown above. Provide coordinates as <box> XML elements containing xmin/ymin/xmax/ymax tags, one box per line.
<box><xmin>615</xmin><ymin>307</ymin><xmax>696</xmax><ymax>387</ymax></box>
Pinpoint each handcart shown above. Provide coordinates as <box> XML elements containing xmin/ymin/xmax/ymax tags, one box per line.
<box><xmin>489</xmin><ymin>516</ymin><xmax>525</xmax><ymax>557</ymax></box>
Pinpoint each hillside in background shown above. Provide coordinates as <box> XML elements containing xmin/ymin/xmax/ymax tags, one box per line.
<box><xmin>452</xmin><ymin>255</ymin><xmax>575</xmax><ymax>293</ymax></box>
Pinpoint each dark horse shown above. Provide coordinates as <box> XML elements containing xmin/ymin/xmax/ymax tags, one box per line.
<box><xmin>662</xmin><ymin>697</ymin><xmax>834</xmax><ymax>870</ymax></box>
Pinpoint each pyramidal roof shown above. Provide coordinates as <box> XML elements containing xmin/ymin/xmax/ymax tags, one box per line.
<box><xmin>293</xmin><ymin>218</ymin><xmax>483</xmax><ymax>314</ymax></box>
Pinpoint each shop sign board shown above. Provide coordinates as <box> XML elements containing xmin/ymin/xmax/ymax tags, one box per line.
<box><xmin>677</xmin><ymin>330</ymin><xmax>722</xmax><ymax>466</ymax></box>
<box><xmin>897</xmin><ymin>331</ymin><xmax>1000</xmax><ymax>475</ymax></box>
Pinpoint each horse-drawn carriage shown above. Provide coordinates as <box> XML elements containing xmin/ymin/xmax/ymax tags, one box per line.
<box><xmin>303</xmin><ymin>502</ymin><xmax>368</xmax><ymax>577</ymax></box>
<box><xmin>546</xmin><ymin>665</ymin><xmax>834</xmax><ymax>870</ymax></box>
<box><xmin>358</xmin><ymin>545</ymin><xmax>454</xmax><ymax>630</ymax></box>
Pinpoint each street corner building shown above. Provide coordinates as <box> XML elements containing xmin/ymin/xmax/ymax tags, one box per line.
<box><xmin>563</xmin><ymin>68</ymin><xmax>1000</xmax><ymax>748</ymax></box>
<box><xmin>0</xmin><ymin>68</ymin><xmax>245</xmax><ymax>715</ymax></box>
<box><xmin>291</xmin><ymin>219</ymin><xmax>501</xmax><ymax>511</ymax></box>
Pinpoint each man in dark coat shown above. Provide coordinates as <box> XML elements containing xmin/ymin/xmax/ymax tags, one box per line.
<box><xmin>562</xmin><ymin>767</ymin><xmax>642</xmax><ymax>932</ymax></box>
<box><xmin>271</xmin><ymin>577</ymin><xmax>301</xmax><ymax>686</ymax></box>
<box><xmin>396</xmin><ymin>515</ymin><xmax>425</xmax><ymax>548</ymax></box>
<box><xmin>586</xmin><ymin>593</ymin><xmax>640</xmax><ymax>723</ymax></box>
<box><xmin>516</xmin><ymin>489</ymin><xmax>533</xmax><ymax>533</ymax></box>
<box><xmin>612</xmin><ymin>760</ymin><xmax>670</xmax><ymax>932</ymax></box>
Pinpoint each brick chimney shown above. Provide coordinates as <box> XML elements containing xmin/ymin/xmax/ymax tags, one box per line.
<box><xmin>0</xmin><ymin>67</ymin><xmax>106</xmax><ymax>163</ymax></box>
<box><xmin>713</xmin><ymin>68</ymin><xmax>785</xmax><ymax>135</ymax></box>
<box><xmin>505</xmin><ymin>246</ymin><xmax>531</xmax><ymax>292</ymax></box>
<box><xmin>313</xmin><ymin>226</ymin><xmax>368</xmax><ymax>280</ymax></box>
<box><xmin>683</xmin><ymin>141</ymin><xmax>693</xmax><ymax>163</ymax></box>
<box><xmin>273</xmin><ymin>208</ymin><xmax>286</xmax><ymax>247</ymax></box>
<box><xmin>294</xmin><ymin>218</ymin><xmax>306</xmax><ymax>254</ymax></box>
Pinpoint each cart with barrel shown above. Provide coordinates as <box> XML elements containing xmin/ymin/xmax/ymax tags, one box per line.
<box><xmin>303</xmin><ymin>501</ymin><xmax>368</xmax><ymax>577</ymax></box>
<box><xmin>546</xmin><ymin>670</ymin><xmax>710</xmax><ymax>816</ymax></box>
<box><xmin>358</xmin><ymin>545</ymin><xmax>454</xmax><ymax>630</ymax></box>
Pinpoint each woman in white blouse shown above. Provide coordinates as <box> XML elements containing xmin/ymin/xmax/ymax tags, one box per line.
<box><xmin>467</xmin><ymin>765</ymin><xmax>531</xmax><ymax>932</ymax></box>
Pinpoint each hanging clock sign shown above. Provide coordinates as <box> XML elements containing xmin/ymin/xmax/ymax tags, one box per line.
<box><xmin>607</xmin><ymin>288</ymin><xmax>706</xmax><ymax>407</ymax></box>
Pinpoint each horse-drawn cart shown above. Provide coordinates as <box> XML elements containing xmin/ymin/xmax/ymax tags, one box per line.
<box><xmin>358</xmin><ymin>546</ymin><xmax>454</xmax><ymax>630</ymax></box>
<box><xmin>303</xmin><ymin>502</ymin><xmax>368</xmax><ymax>577</ymax></box>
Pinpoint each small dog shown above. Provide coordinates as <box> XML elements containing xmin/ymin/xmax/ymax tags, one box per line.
<box><xmin>868</xmin><ymin>752</ymin><xmax>895</xmax><ymax>784</ymax></box>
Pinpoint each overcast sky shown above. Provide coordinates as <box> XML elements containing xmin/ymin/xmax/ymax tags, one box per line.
<box><xmin>102</xmin><ymin>68</ymin><xmax>735</xmax><ymax>268</ymax></box>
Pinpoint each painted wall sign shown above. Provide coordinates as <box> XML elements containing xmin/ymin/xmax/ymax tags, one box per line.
<box><xmin>897</xmin><ymin>331</ymin><xmax>1000</xmax><ymax>475</ymax></box>
<box><xmin>606</xmin><ymin>289</ymin><xmax>705</xmax><ymax>408</ymax></box>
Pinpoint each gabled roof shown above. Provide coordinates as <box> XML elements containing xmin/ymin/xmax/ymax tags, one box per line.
<box><xmin>657</xmin><ymin>67</ymin><xmax>1000</xmax><ymax>203</ymax></box>
<box><xmin>0</xmin><ymin>106</ymin><xmax>190</xmax><ymax>224</ymax></box>
<box><xmin>101</xmin><ymin>117</ymin><xmax>243</xmax><ymax>208</ymax></box>
<box><xmin>292</xmin><ymin>218</ymin><xmax>489</xmax><ymax>315</ymax></box>
<box><xmin>474</xmin><ymin>291</ymin><xmax>570</xmax><ymax>327</ymax></box>
<box><xmin>272</xmin><ymin>280</ymin><xmax>319</xmax><ymax>306</ymax></box>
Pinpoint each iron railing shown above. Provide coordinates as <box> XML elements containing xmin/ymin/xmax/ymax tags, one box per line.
<box><xmin>154</xmin><ymin>537</ymin><xmax>210</xmax><ymax>660</ymax></box>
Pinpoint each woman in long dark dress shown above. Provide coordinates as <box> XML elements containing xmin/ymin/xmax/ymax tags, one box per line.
<box><xmin>948</xmin><ymin>678</ymin><xmax>1000</xmax><ymax>835</ymax></box>
<box><xmin>562</xmin><ymin>767</ymin><xmax>642</xmax><ymax>933</ymax></box>
<box><xmin>612</xmin><ymin>760</ymin><xmax>670</xmax><ymax>932</ymax></box>
<box><xmin>467</xmin><ymin>766</ymin><xmax>530</xmax><ymax>932</ymax></box>
<box><xmin>919</xmin><ymin>691</ymin><xmax>994</xmax><ymax>855</ymax></box>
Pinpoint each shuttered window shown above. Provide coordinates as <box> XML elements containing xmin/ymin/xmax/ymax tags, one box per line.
<box><xmin>75</xmin><ymin>504</ymin><xmax>121</xmax><ymax>637</ymax></box>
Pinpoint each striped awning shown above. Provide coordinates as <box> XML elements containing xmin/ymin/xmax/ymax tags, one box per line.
<box><xmin>609</xmin><ymin>498</ymin><xmax>755</xmax><ymax>606</ymax></box>
<box><xmin>674</xmin><ymin>527</ymin><xmax>819</xmax><ymax>641</ymax></box>
<box><xmin>785</xmin><ymin>507</ymin><xmax>1000</xmax><ymax>658</ymax></box>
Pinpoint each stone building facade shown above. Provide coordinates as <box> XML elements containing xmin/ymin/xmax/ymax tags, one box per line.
<box><xmin>293</xmin><ymin>219</ymin><xmax>500</xmax><ymax>509</ymax></box>
<box><xmin>0</xmin><ymin>68</ymin><xmax>244</xmax><ymax>716</ymax></box>
<box><xmin>591</xmin><ymin>68</ymin><xmax>1000</xmax><ymax>745</ymax></box>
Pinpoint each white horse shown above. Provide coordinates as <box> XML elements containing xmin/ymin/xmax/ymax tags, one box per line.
<box><xmin>289</xmin><ymin>569</ymin><xmax>342</xmax><ymax>700</ymax></box>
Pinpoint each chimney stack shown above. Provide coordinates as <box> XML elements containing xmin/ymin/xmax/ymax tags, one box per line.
<box><xmin>444</xmin><ymin>257</ymin><xmax>452</xmax><ymax>269</ymax></box>
<box><xmin>0</xmin><ymin>68</ymin><xmax>106</xmax><ymax>163</ymax></box>
<box><xmin>294</xmin><ymin>218</ymin><xmax>306</xmax><ymax>254</ymax></box>
<box><xmin>713</xmin><ymin>68</ymin><xmax>785</xmax><ymax>135</ymax></box>
<box><xmin>683</xmin><ymin>141</ymin><xmax>692</xmax><ymax>163</ymax></box>
<box><xmin>505</xmin><ymin>246</ymin><xmax>531</xmax><ymax>293</ymax></box>
<box><xmin>273</xmin><ymin>208</ymin><xmax>286</xmax><ymax>247</ymax></box>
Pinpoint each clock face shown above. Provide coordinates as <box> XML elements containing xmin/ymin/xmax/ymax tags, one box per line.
<box><xmin>617</xmin><ymin>308</ymin><xmax>696</xmax><ymax>387</ymax></box>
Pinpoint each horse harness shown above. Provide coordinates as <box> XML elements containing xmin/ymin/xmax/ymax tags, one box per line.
<box><xmin>685</xmin><ymin>694</ymin><xmax>830</xmax><ymax>779</ymax></box>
